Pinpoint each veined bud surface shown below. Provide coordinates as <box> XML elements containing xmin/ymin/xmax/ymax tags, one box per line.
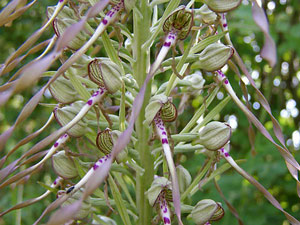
<box><xmin>52</xmin><ymin>150</ymin><xmax>78</xmax><ymax>179</ymax></box>
<box><xmin>204</xmin><ymin>0</ymin><xmax>242</xmax><ymax>12</ymax></box>
<box><xmin>196</xmin><ymin>4</ymin><xmax>218</xmax><ymax>24</ymax></box>
<box><xmin>54</xmin><ymin>104</ymin><xmax>88</xmax><ymax>137</ymax></box>
<box><xmin>49</xmin><ymin>76</ymin><xmax>78</xmax><ymax>104</ymax></box>
<box><xmin>163</xmin><ymin>5</ymin><xmax>193</xmax><ymax>40</ymax></box>
<box><xmin>62</xmin><ymin>189</ymin><xmax>92</xmax><ymax>220</ymax></box>
<box><xmin>146</xmin><ymin>177</ymin><xmax>172</xmax><ymax>207</ymax></box>
<box><xmin>199</xmin><ymin>121</ymin><xmax>231</xmax><ymax>151</ymax></box>
<box><xmin>181</xmin><ymin>72</ymin><xmax>205</xmax><ymax>94</ymax></box>
<box><xmin>176</xmin><ymin>165</ymin><xmax>192</xmax><ymax>193</ymax></box>
<box><xmin>193</xmin><ymin>43</ymin><xmax>234</xmax><ymax>72</ymax></box>
<box><xmin>144</xmin><ymin>94</ymin><xmax>177</xmax><ymax>125</ymax></box>
<box><xmin>191</xmin><ymin>199</ymin><xmax>224</xmax><ymax>224</ymax></box>
<box><xmin>96</xmin><ymin>129</ymin><xmax>127</xmax><ymax>162</ymax></box>
<box><xmin>88</xmin><ymin>58</ymin><xmax>122</xmax><ymax>93</ymax></box>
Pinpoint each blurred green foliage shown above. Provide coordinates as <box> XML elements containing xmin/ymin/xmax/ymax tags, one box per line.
<box><xmin>1</xmin><ymin>0</ymin><xmax>300</xmax><ymax>225</ymax></box>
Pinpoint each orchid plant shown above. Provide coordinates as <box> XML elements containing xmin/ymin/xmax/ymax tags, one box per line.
<box><xmin>0</xmin><ymin>0</ymin><xmax>300</xmax><ymax>224</ymax></box>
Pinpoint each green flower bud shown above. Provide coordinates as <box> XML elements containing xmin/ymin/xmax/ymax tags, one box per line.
<box><xmin>163</xmin><ymin>5</ymin><xmax>193</xmax><ymax>40</ymax></box>
<box><xmin>49</xmin><ymin>76</ymin><xmax>78</xmax><ymax>104</ymax></box>
<box><xmin>199</xmin><ymin>121</ymin><xmax>231</xmax><ymax>151</ymax></box>
<box><xmin>181</xmin><ymin>72</ymin><xmax>205</xmax><ymax>94</ymax></box>
<box><xmin>52</xmin><ymin>150</ymin><xmax>78</xmax><ymax>179</ymax></box>
<box><xmin>204</xmin><ymin>0</ymin><xmax>241</xmax><ymax>12</ymax></box>
<box><xmin>54</xmin><ymin>104</ymin><xmax>88</xmax><ymax>137</ymax></box>
<box><xmin>176</xmin><ymin>165</ymin><xmax>192</xmax><ymax>193</ymax></box>
<box><xmin>193</xmin><ymin>43</ymin><xmax>234</xmax><ymax>72</ymax></box>
<box><xmin>71</xmin><ymin>101</ymin><xmax>97</xmax><ymax>121</ymax></box>
<box><xmin>88</xmin><ymin>58</ymin><xmax>122</xmax><ymax>93</ymax></box>
<box><xmin>144</xmin><ymin>94</ymin><xmax>177</xmax><ymax>125</ymax></box>
<box><xmin>191</xmin><ymin>199</ymin><xmax>224</xmax><ymax>224</ymax></box>
<box><xmin>96</xmin><ymin>129</ymin><xmax>127</xmax><ymax>162</ymax></box>
<box><xmin>62</xmin><ymin>189</ymin><xmax>92</xmax><ymax>220</ymax></box>
<box><xmin>146</xmin><ymin>177</ymin><xmax>172</xmax><ymax>206</ymax></box>
<box><xmin>70</xmin><ymin>54</ymin><xmax>92</xmax><ymax>77</ymax></box>
<box><xmin>196</xmin><ymin>4</ymin><xmax>218</xmax><ymax>24</ymax></box>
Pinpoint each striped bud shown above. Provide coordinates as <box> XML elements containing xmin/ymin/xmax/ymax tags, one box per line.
<box><xmin>53</xmin><ymin>17</ymin><xmax>88</xmax><ymax>50</ymax></box>
<box><xmin>62</xmin><ymin>189</ymin><xmax>92</xmax><ymax>220</ymax></box>
<box><xmin>54</xmin><ymin>104</ymin><xmax>88</xmax><ymax>137</ymax></box>
<box><xmin>163</xmin><ymin>5</ymin><xmax>193</xmax><ymax>40</ymax></box>
<box><xmin>144</xmin><ymin>94</ymin><xmax>177</xmax><ymax>125</ymax></box>
<box><xmin>88</xmin><ymin>58</ymin><xmax>122</xmax><ymax>94</ymax></box>
<box><xmin>147</xmin><ymin>177</ymin><xmax>172</xmax><ymax>207</ymax></box>
<box><xmin>197</xmin><ymin>4</ymin><xmax>218</xmax><ymax>24</ymax></box>
<box><xmin>199</xmin><ymin>121</ymin><xmax>231</xmax><ymax>151</ymax></box>
<box><xmin>52</xmin><ymin>150</ymin><xmax>78</xmax><ymax>179</ymax></box>
<box><xmin>193</xmin><ymin>43</ymin><xmax>234</xmax><ymax>71</ymax></box>
<box><xmin>181</xmin><ymin>72</ymin><xmax>205</xmax><ymax>93</ymax></box>
<box><xmin>49</xmin><ymin>76</ymin><xmax>78</xmax><ymax>104</ymax></box>
<box><xmin>96</xmin><ymin>129</ymin><xmax>127</xmax><ymax>162</ymax></box>
<box><xmin>204</xmin><ymin>0</ymin><xmax>241</xmax><ymax>12</ymax></box>
<box><xmin>190</xmin><ymin>199</ymin><xmax>224</xmax><ymax>224</ymax></box>
<box><xmin>176</xmin><ymin>165</ymin><xmax>192</xmax><ymax>194</ymax></box>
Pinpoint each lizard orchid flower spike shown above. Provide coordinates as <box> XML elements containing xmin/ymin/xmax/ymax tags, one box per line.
<box><xmin>150</xmin><ymin>6</ymin><xmax>193</xmax><ymax>76</ymax></box>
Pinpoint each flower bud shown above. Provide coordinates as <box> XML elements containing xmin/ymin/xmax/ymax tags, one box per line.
<box><xmin>88</xmin><ymin>58</ymin><xmax>122</xmax><ymax>93</ymax></box>
<box><xmin>96</xmin><ymin>129</ymin><xmax>127</xmax><ymax>162</ymax></box>
<box><xmin>191</xmin><ymin>199</ymin><xmax>224</xmax><ymax>225</ymax></box>
<box><xmin>54</xmin><ymin>104</ymin><xmax>88</xmax><ymax>137</ymax></box>
<box><xmin>49</xmin><ymin>76</ymin><xmax>78</xmax><ymax>104</ymax></box>
<box><xmin>196</xmin><ymin>4</ymin><xmax>218</xmax><ymax>24</ymax></box>
<box><xmin>193</xmin><ymin>43</ymin><xmax>234</xmax><ymax>71</ymax></box>
<box><xmin>199</xmin><ymin>121</ymin><xmax>231</xmax><ymax>151</ymax></box>
<box><xmin>53</xmin><ymin>17</ymin><xmax>89</xmax><ymax>50</ymax></box>
<box><xmin>144</xmin><ymin>94</ymin><xmax>177</xmax><ymax>125</ymax></box>
<box><xmin>62</xmin><ymin>189</ymin><xmax>92</xmax><ymax>220</ymax></box>
<box><xmin>176</xmin><ymin>165</ymin><xmax>192</xmax><ymax>193</ymax></box>
<box><xmin>70</xmin><ymin>54</ymin><xmax>92</xmax><ymax>77</ymax></box>
<box><xmin>146</xmin><ymin>177</ymin><xmax>172</xmax><ymax>206</ymax></box>
<box><xmin>163</xmin><ymin>5</ymin><xmax>193</xmax><ymax>40</ymax></box>
<box><xmin>204</xmin><ymin>0</ymin><xmax>241</xmax><ymax>12</ymax></box>
<box><xmin>181</xmin><ymin>72</ymin><xmax>205</xmax><ymax>94</ymax></box>
<box><xmin>52</xmin><ymin>150</ymin><xmax>78</xmax><ymax>179</ymax></box>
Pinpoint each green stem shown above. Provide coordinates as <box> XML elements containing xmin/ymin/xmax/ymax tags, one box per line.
<box><xmin>132</xmin><ymin>2</ymin><xmax>154</xmax><ymax>225</ymax></box>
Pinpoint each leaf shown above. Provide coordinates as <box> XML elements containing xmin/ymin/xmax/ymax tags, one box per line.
<box><xmin>251</xmin><ymin>0</ymin><xmax>276</xmax><ymax>67</ymax></box>
<box><xmin>191</xmin><ymin>31</ymin><xmax>227</xmax><ymax>54</ymax></box>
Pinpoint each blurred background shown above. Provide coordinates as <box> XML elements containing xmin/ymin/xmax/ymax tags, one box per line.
<box><xmin>0</xmin><ymin>0</ymin><xmax>300</xmax><ymax>224</ymax></box>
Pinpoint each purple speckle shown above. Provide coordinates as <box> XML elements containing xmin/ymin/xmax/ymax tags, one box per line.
<box><xmin>162</xmin><ymin>131</ymin><xmax>166</xmax><ymax>135</ymax></box>
<box><xmin>162</xmin><ymin>138</ymin><xmax>168</xmax><ymax>144</ymax></box>
<box><xmin>54</xmin><ymin>142</ymin><xmax>59</xmax><ymax>148</ymax></box>
<box><xmin>163</xmin><ymin>42</ymin><xmax>171</xmax><ymax>47</ymax></box>
<box><xmin>54</xmin><ymin>180</ymin><xmax>57</xmax><ymax>185</ymax></box>
<box><xmin>93</xmin><ymin>164</ymin><xmax>99</xmax><ymax>170</ymax></box>
<box><xmin>92</xmin><ymin>91</ymin><xmax>99</xmax><ymax>97</ymax></box>
<box><xmin>225</xmin><ymin>79</ymin><xmax>229</xmax><ymax>84</ymax></box>
<box><xmin>100</xmin><ymin>89</ymin><xmax>104</xmax><ymax>94</ymax></box>
<box><xmin>223</xmin><ymin>23</ymin><xmax>228</xmax><ymax>28</ymax></box>
<box><xmin>64</xmin><ymin>134</ymin><xmax>68</xmax><ymax>138</ymax></box>
<box><xmin>87</xmin><ymin>100</ymin><xmax>93</xmax><ymax>105</ymax></box>
<box><xmin>225</xmin><ymin>152</ymin><xmax>229</xmax><ymax>157</ymax></box>
<box><xmin>99</xmin><ymin>159</ymin><xmax>103</xmax><ymax>163</ymax></box>
<box><xmin>163</xmin><ymin>207</ymin><xmax>168</xmax><ymax>213</ymax></box>
<box><xmin>221</xmin><ymin>148</ymin><xmax>224</xmax><ymax>152</ymax></box>
<box><xmin>163</xmin><ymin>217</ymin><xmax>170</xmax><ymax>224</ymax></box>
<box><xmin>59</xmin><ymin>0</ymin><xmax>63</xmax><ymax>2</ymax></box>
<box><xmin>160</xmin><ymin>127</ymin><xmax>164</xmax><ymax>131</ymax></box>
<box><xmin>102</xmin><ymin>19</ymin><xmax>108</xmax><ymax>25</ymax></box>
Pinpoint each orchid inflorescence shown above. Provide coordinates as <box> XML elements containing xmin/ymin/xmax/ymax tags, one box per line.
<box><xmin>1</xmin><ymin>0</ymin><xmax>300</xmax><ymax>224</ymax></box>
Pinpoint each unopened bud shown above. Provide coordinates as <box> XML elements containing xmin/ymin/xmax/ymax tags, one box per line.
<box><xmin>199</xmin><ymin>121</ymin><xmax>231</xmax><ymax>151</ymax></box>
<box><xmin>196</xmin><ymin>4</ymin><xmax>218</xmax><ymax>24</ymax></box>
<box><xmin>54</xmin><ymin>104</ymin><xmax>88</xmax><ymax>137</ymax></box>
<box><xmin>49</xmin><ymin>76</ymin><xmax>78</xmax><ymax>104</ymax></box>
<box><xmin>96</xmin><ymin>129</ymin><xmax>127</xmax><ymax>162</ymax></box>
<box><xmin>163</xmin><ymin>5</ymin><xmax>193</xmax><ymax>40</ymax></box>
<box><xmin>181</xmin><ymin>72</ymin><xmax>205</xmax><ymax>93</ymax></box>
<box><xmin>204</xmin><ymin>0</ymin><xmax>241</xmax><ymax>12</ymax></box>
<box><xmin>88</xmin><ymin>58</ymin><xmax>122</xmax><ymax>93</ymax></box>
<box><xmin>193</xmin><ymin>43</ymin><xmax>234</xmax><ymax>72</ymax></box>
<box><xmin>52</xmin><ymin>150</ymin><xmax>78</xmax><ymax>179</ymax></box>
<box><xmin>144</xmin><ymin>94</ymin><xmax>177</xmax><ymax>125</ymax></box>
<box><xmin>147</xmin><ymin>177</ymin><xmax>172</xmax><ymax>206</ymax></box>
<box><xmin>62</xmin><ymin>189</ymin><xmax>92</xmax><ymax>220</ymax></box>
<box><xmin>191</xmin><ymin>199</ymin><xmax>224</xmax><ymax>224</ymax></box>
<box><xmin>176</xmin><ymin>165</ymin><xmax>192</xmax><ymax>193</ymax></box>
